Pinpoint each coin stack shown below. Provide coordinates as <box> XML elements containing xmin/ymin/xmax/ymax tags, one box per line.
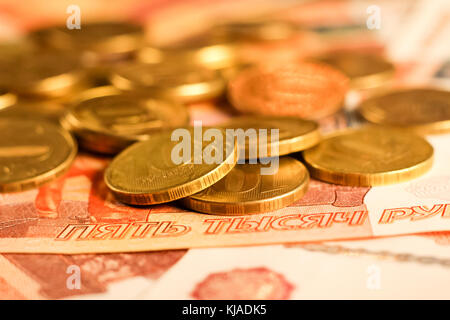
<box><xmin>0</xmin><ymin>19</ymin><xmax>445</xmax><ymax>216</ymax></box>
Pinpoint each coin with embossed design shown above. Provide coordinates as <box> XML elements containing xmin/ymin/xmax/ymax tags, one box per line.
<box><xmin>228</xmin><ymin>62</ymin><xmax>349</xmax><ymax>119</ymax></box>
<box><xmin>0</xmin><ymin>118</ymin><xmax>77</xmax><ymax>192</ymax></box>
<box><xmin>105</xmin><ymin>129</ymin><xmax>237</xmax><ymax>205</ymax></box>
<box><xmin>358</xmin><ymin>88</ymin><xmax>450</xmax><ymax>134</ymax></box>
<box><xmin>303</xmin><ymin>126</ymin><xmax>433</xmax><ymax>186</ymax></box>
<box><xmin>181</xmin><ymin>157</ymin><xmax>309</xmax><ymax>215</ymax></box>
<box><xmin>62</xmin><ymin>86</ymin><xmax>189</xmax><ymax>154</ymax></box>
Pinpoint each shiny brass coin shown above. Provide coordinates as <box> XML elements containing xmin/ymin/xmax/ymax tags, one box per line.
<box><xmin>0</xmin><ymin>51</ymin><xmax>84</xmax><ymax>98</ymax></box>
<box><xmin>181</xmin><ymin>157</ymin><xmax>309</xmax><ymax>215</ymax></box>
<box><xmin>218</xmin><ymin>116</ymin><xmax>320</xmax><ymax>159</ymax></box>
<box><xmin>0</xmin><ymin>89</ymin><xmax>17</xmax><ymax>111</ymax></box>
<box><xmin>110</xmin><ymin>62</ymin><xmax>226</xmax><ymax>103</ymax></box>
<box><xmin>313</xmin><ymin>51</ymin><xmax>395</xmax><ymax>89</ymax></box>
<box><xmin>29</xmin><ymin>22</ymin><xmax>144</xmax><ymax>61</ymax></box>
<box><xmin>0</xmin><ymin>118</ymin><xmax>77</xmax><ymax>192</ymax></box>
<box><xmin>105</xmin><ymin>129</ymin><xmax>238</xmax><ymax>205</ymax></box>
<box><xmin>138</xmin><ymin>34</ymin><xmax>237</xmax><ymax>70</ymax></box>
<box><xmin>62</xmin><ymin>86</ymin><xmax>190</xmax><ymax>154</ymax></box>
<box><xmin>358</xmin><ymin>88</ymin><xmax>450</xmax><ymax>134</ymax></box>
<box><xmin>303</xmin><ymin>126</ymin><xmax>433</xmax><ymax>186</ymax></box>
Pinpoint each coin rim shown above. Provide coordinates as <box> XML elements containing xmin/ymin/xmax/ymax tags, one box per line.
<box><xmin>62</xmin><ymin>86</ymin><xmax>190</xmax><ymax>154</ymax></box>
<box><xmin>180</xmin><ymin>157</ymin><xmax>310</xmax><ymax>215</ymax></box>
<box><xmin>358</xmin><ymin>87</ymin><xmax>450</xmax><ymax>134</ymax></box>
<box><xmin>104</xmin><ymin>132</ymin><xmax>238</xmax><ymax>205</ymax></box>
<box><xmin>0</xmin><ymin>118</ymin><xmax>78</xmax><ymax>192</ymax></box>
<box><xmin>110</xmin><ymin>64</ymin><xmax>226</xmax><ymax>103</ymax></box>
<box><xmin>218</xmin><ymin>116</ymin><xmax>321</xmax><ymax>159</ymax></box>
<box><xmin>302</xmin><ymin>126</ymin><xmax>434</xmax><ymax>187</ymax></box>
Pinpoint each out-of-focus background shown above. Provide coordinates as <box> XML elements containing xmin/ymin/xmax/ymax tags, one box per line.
<box><xmin>1</xmin><ymin>0</ymin><xmax>448</xmax><ymax>84</ymax></box>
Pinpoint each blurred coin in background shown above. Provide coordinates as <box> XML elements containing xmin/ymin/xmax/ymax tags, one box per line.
<box><xmin>138</xmin><ymin>34</ymin><xmax>237</xmax><ymax>71</ymax></box>
<box><xmin>0</xmin><ymin>51</ymin><xmax>86</xmax><ymax>98</ymax></box>
<box><xmin>62</xmin><ymin>86</ymin><xmax>189</xmax><ymax>154</ymax></box>
<box><xmin>0</xmin><ymin>88</ymin><xmax>17</xmax><ymax>111</ymax></box>
<box><xmin>228</xmin><ymin>62</ymin><xmax>349</xmax><ymax>119</ymax></box>
<box><xmin>211</xmin><ymin>20</ymin><xmax>297</xmax><ymax>42</ymax></box>
<box><xmin>28</xmin><ymin>21</ymin><xmax>145</xmax><ymax>64</ymax></box>
<box><xmin>110</xmin><ymin>62</ymin><xmax>226</xmax><ymax>103</ymax></box>
<box><xmin>358</xmin><ymin>88</ymin><xmax>450</xmax><ymax>134</ymax></box>
<box><xmin>311</xmin><ymin>51</ymin><xmax>395</xmax><ymax>90</ymax></box>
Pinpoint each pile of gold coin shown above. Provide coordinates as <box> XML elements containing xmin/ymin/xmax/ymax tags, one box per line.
<box><xmin>0</xmin><ymin>19</ymin><xmax>444</xmax><ymax>216</ymax></box>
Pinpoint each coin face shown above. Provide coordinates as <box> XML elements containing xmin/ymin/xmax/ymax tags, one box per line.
<box><xmin>303</xmin><ymin>126</ymin><xmax>433</xmax><ymax>186</ymax></box>
<box><xmin>314</xmin><ymin>51</ymin><xmax>395</xmax><ymax>89</ymax></box>
<box><xmin>0</xmin><ymin>51</ymin><xmax>83</xmax><ymax>97</ymax></box>
<box><xmin>105</xmin><ymin>129</ymin><xmax>237</xmax><ymax>205</ymax></box>
<box><xmin>0</xmin><ymin>118</ymin><xmax>77</xmax><ymax>192</ymax></box>
<box><xmin>181</xmin><ymin>157</ymin><xmax>309</xmax><ymax>215</ymax></box>
<box><xmin>63</xmin><ymin>86</ymin><xmax>190</xmax><ymax>153</ymax></box>
<box><xmin>358</xmin><ymin>88</ymin><xmax>450</xmax><ymax>134</ymax></box>
<box><xmin>111</xmin><ymin>63</ymin><xmax>226</xmax><ymax>103</ymax></box>
<box><xmin>219</xmin><ymin>116</ymin><xmax>320</xmax><ymax>159</ymax></box>
<box><xmin>228</xmin><ymin>62</ymin><xmax>349</xmax><ymax>119</ymax></box>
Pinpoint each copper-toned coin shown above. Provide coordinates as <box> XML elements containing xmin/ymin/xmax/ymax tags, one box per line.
<box><xmin>313</xmin><ymin>51</ymin><xmax>395</xmax><ymax>89</ymax></box>
<box><xmin>228</xmin><ymin>62</ymin><xmax>349</xmax><ymax>119</ymax></box>
<box><xmin>110</xmin><ymin>62</ymin><xmax>226</xmax><ymax>103</ymax></box>
<box><xmin>218</xmin><ymin>116</ymin><xmax>320</xmax><ymax>159</ymax></box>
<box><xmin>62</xmin><ymin>86</ymin><xmax>189</xmax><ymax>154</ymax></box>
<box><xmin>303</xmin><ymin>126</ymin><xmax>433</xmax><ymax>186</ymax></box>
<box><xmin>0</xmin><ymin>118</ymin><xmax>77</xmax><ymax>192</ymax></box>
<box><xmin>181</xmin><ymin>157</ymin><xmax>309</xmax><ymax>215</ymax></box>
<box><xmin>358</xmin><ymin>88</ymin><xmax>450</xmax><ymax>134</ymax></box>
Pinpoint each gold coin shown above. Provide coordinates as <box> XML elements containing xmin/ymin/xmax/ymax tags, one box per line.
<box><xmin>212</xmin><ymin>20</ymin><xmax>297</xmax><ymax>42</ymax></box>
<box><xmin>138</xmin><ymin>34</ymin><xmax>237</xmax><ymax>70</ymax></box>
<box><xmin>0</xmin><ymin>81</ymin><xmax>93</xmax><ymax>123</ymax></box>
<box><xmin>303</xmin><ymin>126</ymin><xmax>433</xmax><ymax>186</ymax></box>
<box><xmin>218</xmin><ymin>116</ymin><xmax>320</xmax><ymax>159</ymax></box>
<box><xmin>181</xmin><ymin>156</ymin><xmax>309</xmax><ymax>215</ymax></box>
<box><xmin>358</xmin><ymin>88</ymin><xmax>450</xmax><ymax>134</ymax></box>
<box><xmin>0</xmin><ymin>89</ymin><xmax>16</xmax><ymax>111</ymax></box>
<box><xmin>62</xmin><ymin>86</ymin><xmax>190</xmax><ymax>154</ymax></box>
<box><xmin>0</xmin><ymin>118</ymin><xmax>77</xmax><ymax>192</ymax></box>
<box><xmin>313</xmin><ymin>51</ymin><xmax>394</xmax><ymax>89</ymax></box>
<box><xmin>0</xmin><ymin>51</ymin><xmax>84</xmax><ymax>98</ymax></box>
<box><xmin>105</xmin><ymin>129</ymin><xmax>238</xmax><ymax>205</ymax></box>
<box><xmin>29</xmin><ymin>22</ymin><xmax>144</xmax><ymax>61</ymax></box>
<box><xmin>110</xmin><ymin>62</ymin><xmax>226</xmax><ymax>103</ymax></box>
